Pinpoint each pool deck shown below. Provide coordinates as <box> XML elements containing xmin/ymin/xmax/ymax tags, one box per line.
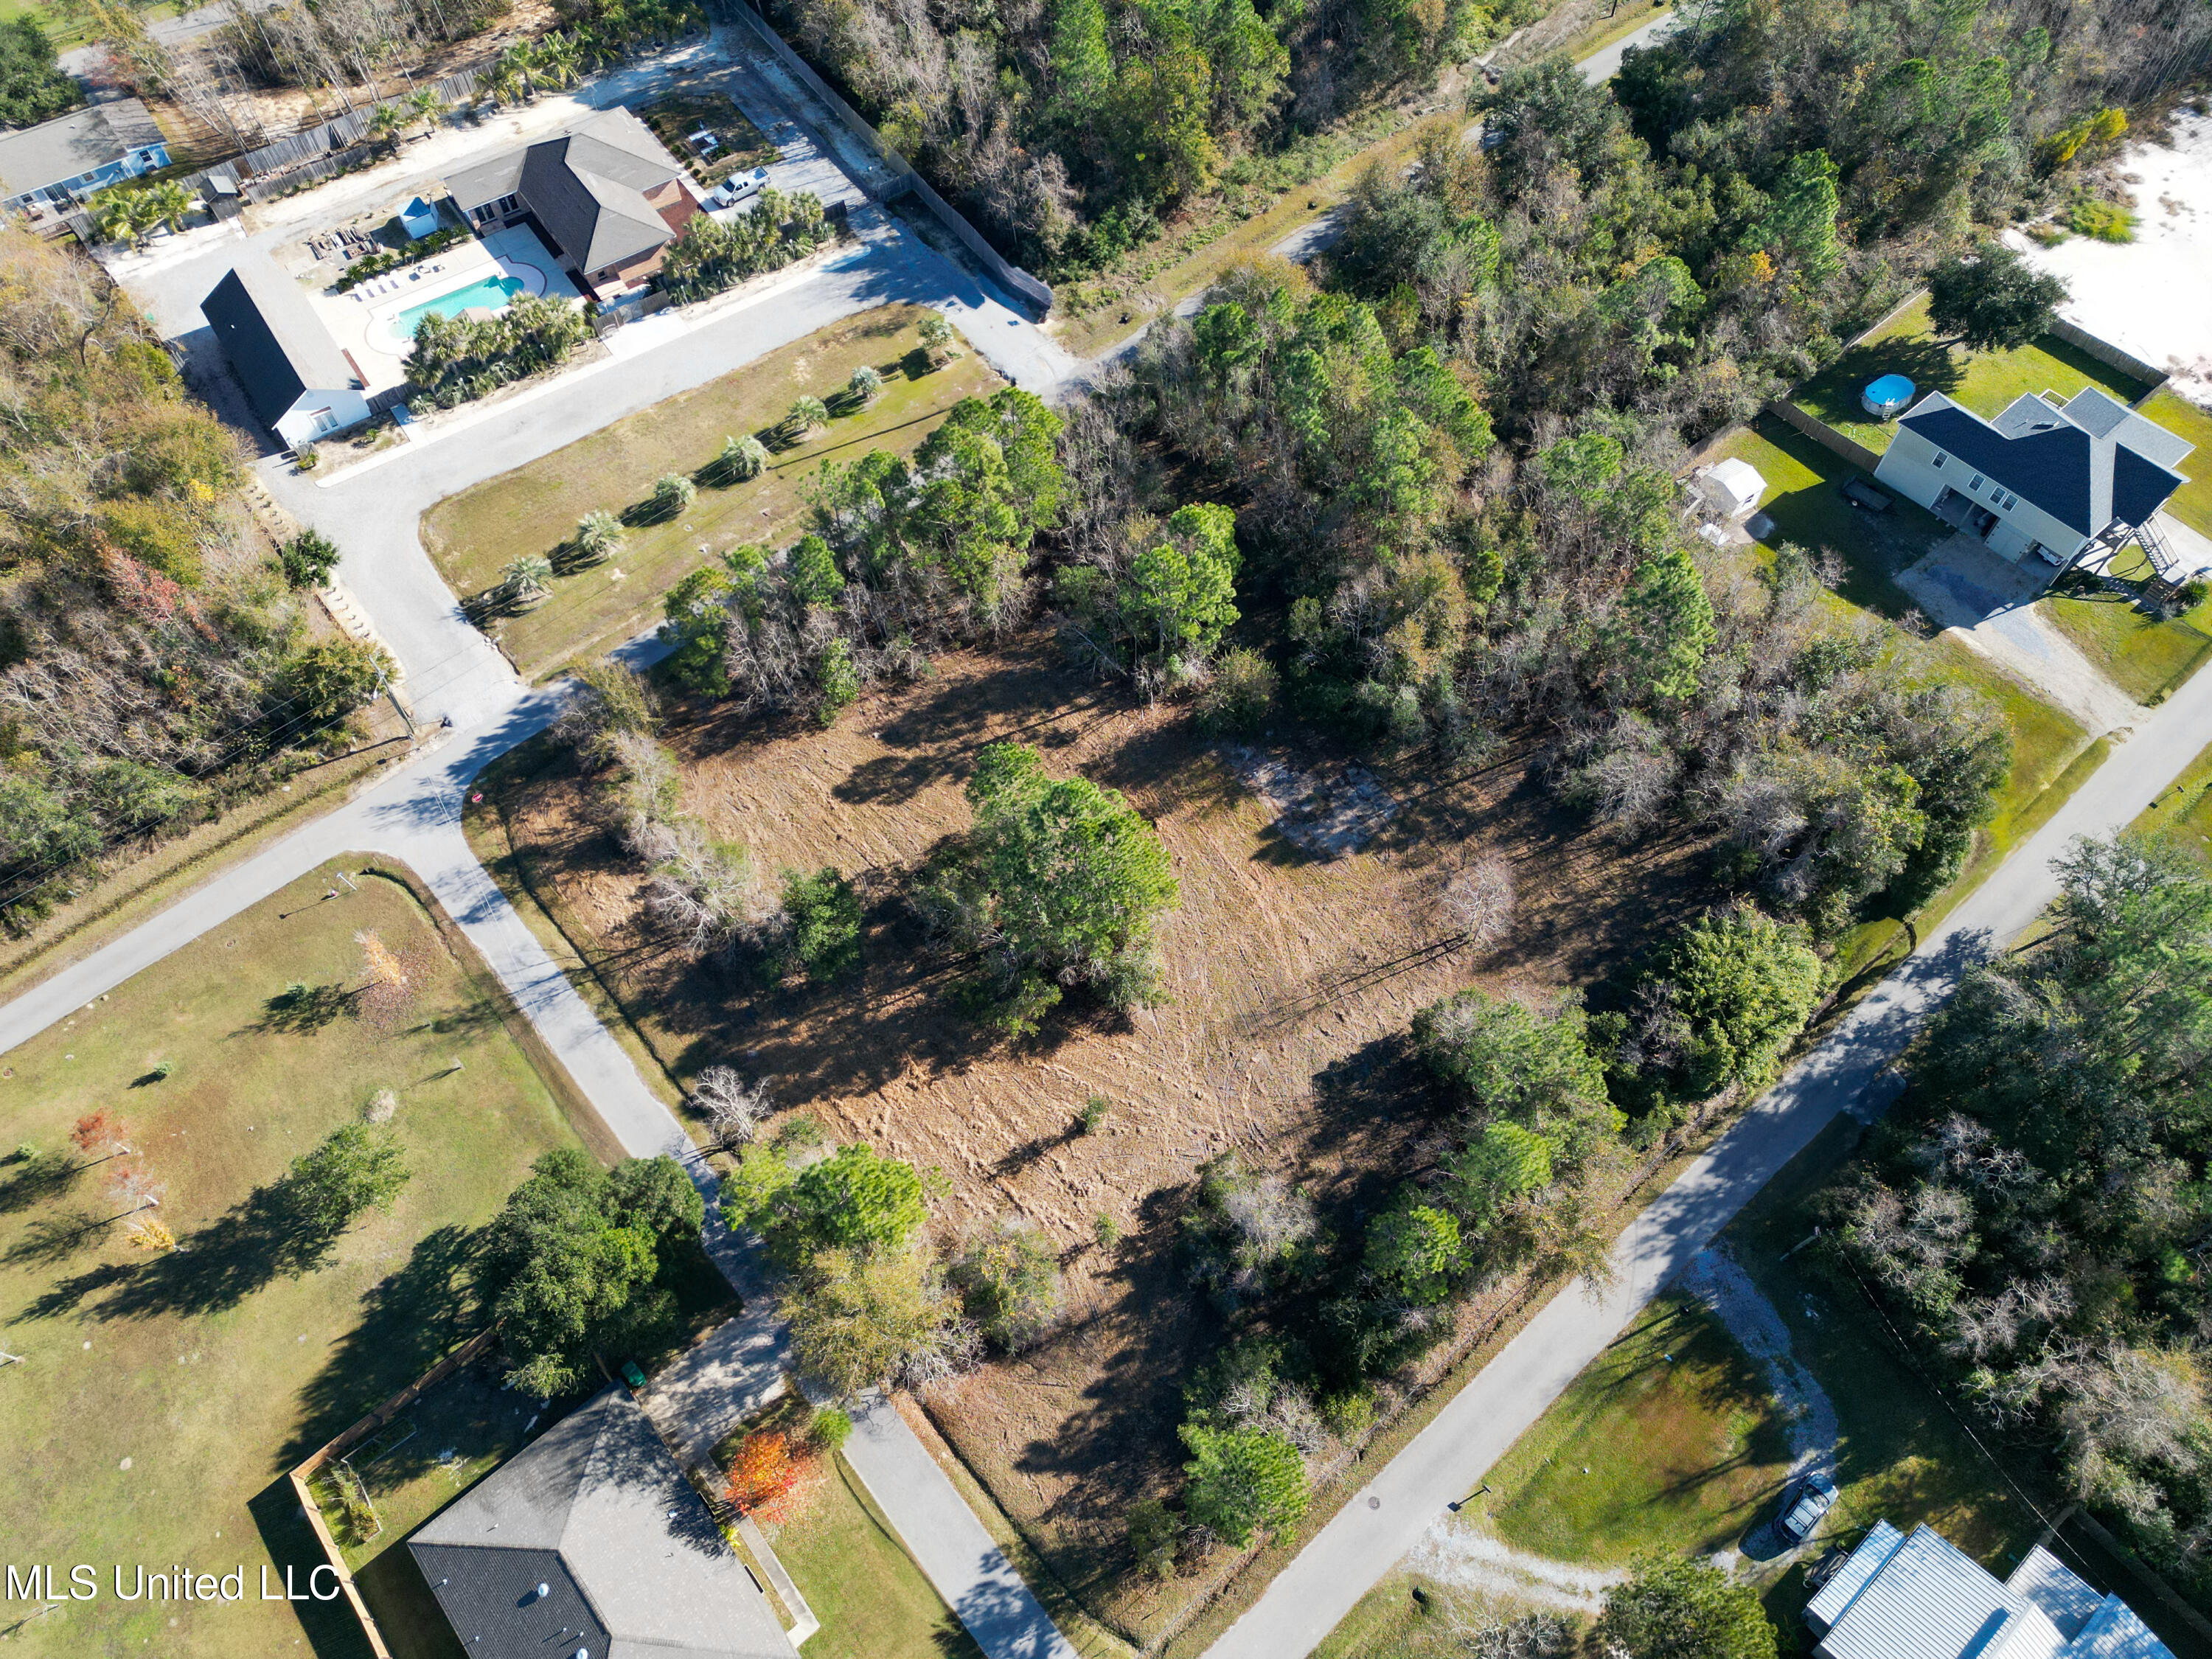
<box><xmin>302</xmin><ymin>223</ymin><xmax>582</xmax><ymax>395</ymax></box>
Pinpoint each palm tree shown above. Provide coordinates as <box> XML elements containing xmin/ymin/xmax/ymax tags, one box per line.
<box><xmin>140</xmin><ymin>179</ymin><xmax>194</xmax><ymax>237</ymax></box>
<box><xmin>501</xmin><ymin>554</ymin><xmax>554</xmax><ymax>608</ymax></box>
<box><xmin>533</xmin><ymin>32</ymin><xmax>582</xmax><ymax>91</ymax></box>
<box><xmin>494</xmin><ymin>42</ymin><xmax>537</xmax><ymax>101</ymax></box>
<box><xmin>366</xmin><ymin>102</ymin><xmax>408</xmax><ymax>155</ymax></box>
<box><xmin>406</xmin><ymin>86</ymin><xmax>447</xmax><ymax>133</ymax></box>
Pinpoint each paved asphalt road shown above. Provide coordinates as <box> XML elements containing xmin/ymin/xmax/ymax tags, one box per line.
<box><xmin>1204</xmin><ymin>641</ymin><xmax>2212</xmax><ymax>1658</ymax></box>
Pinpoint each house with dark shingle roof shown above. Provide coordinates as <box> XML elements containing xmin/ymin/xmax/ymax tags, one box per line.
<box><xmin>201</xmin><ymin>251</ymin><xmax>368</xmax><ymax>450</ymax></box>
<box><xmin>409</xmin><ymin>1385</ymin><xmax>798</xmax><ymax>1659</ymax></box>
<box><xmin>1872</xmin><ymin>386</ymin><xmax>2194</xmax><ymax>573</ymax></box>
<box><xmin>444</xmin><ymin>110</ymin><xmax>698</xmax><ymax>301</ymax></box>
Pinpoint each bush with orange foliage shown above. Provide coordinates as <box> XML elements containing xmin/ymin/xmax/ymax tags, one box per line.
<box><xmin>69</xmin><ymin>1110</ymin><xmax>128</xmax><ymax>1160</ymax></box>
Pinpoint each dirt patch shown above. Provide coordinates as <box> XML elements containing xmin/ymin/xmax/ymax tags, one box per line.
<box><xmin>482</xmin><ymin>636</ymin><xmax>1722</xmax><ymax>1640</ymax></box>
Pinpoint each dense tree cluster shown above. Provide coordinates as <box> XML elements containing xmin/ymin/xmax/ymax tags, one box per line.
<box><xmin>661</xmin><ymin>390</ymin><xmax>1067</xmax><ymax>719</ymax></box>
<box><xmin>478</xmin><ymin>1148</ymin><xmax>706</xmax><ymax>1396</ymax></box>
<box><xmin>765</xmin><ymin>0</ymin><xmax>1542</xmax><ymax>272</ymax></box>
<box><xmin>916</xmin><ymin>740</ymin><xmax>1180</xmax><ymax>1036</ymax></box>
<box><xmin>0</xmin><ymin>16</ymin><xmax>79</xmax><ymax>128</ymax></box>
<box><xmin>0</xmin><ymin>229</ymin><xmax>387</xmax><ymax>931</ymax></box>
<box><xmin>1837</xmin><ymin>837</ymin><xmax>2212</xmax><ymax>1599</ymax></box>
<box><xmin>659</xmin><ymin>190</ymin><xmax>832</xmax><ymax>302</ymax></box>
<box><xmin>406</xmin><ymin>293</ymin><xmax>592</xmax><ymax>410</ymax></box>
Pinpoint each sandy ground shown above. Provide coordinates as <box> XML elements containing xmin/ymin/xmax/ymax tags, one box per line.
<box><xmin>2006</xmin><ymin>109</ymin><xmax>2212</xmax><ymax>409</ymax></box>
<box><xmin>1402</xmin><ymin>1522</ymin><xmax>1626</xmax><ymax>1613</ymax></box>
<box><xmin>1896</xmin><ymin>534</ymin><xmax>2140</xmax><ymax>735</ymax></box>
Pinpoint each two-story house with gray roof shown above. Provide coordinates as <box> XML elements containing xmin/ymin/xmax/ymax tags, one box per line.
<box><xmin>1872</xmin><ymin>386</ymin><xmax>2194</xmax><ymax>577</ymax></box>
<box><xmin>444</xmin><ymin>109</ymin><xmax>699</xmax><ymax>302</ymax></box>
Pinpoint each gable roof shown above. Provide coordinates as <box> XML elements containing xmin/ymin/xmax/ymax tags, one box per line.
<box><xmin>445</xmin><ymin>110</ymin><xmax>684</xmax><ymax>273</ymax></box>
<box><xmin>1808</xmin><ymin>1523</ymin><xmax>2176</xmax><ymax>1659</ymax></box>
<box><xmin>201</xmin><ymin>251</ymin><xmax>355</xmax><ymax>426</ymax></box>
<box><xmin>1897</xmin><ymin>386</ymin><xmax>2192</xmax><ymax>538</ymax></box>
<box><xmin>0</xmin><ymin>97</ymin><xmax>164</xmax><ymax>197</ymax></box>
<box><xmin>408</xmin><ymin>1386</ymin><xmax>794</xmax><ymax>1659</ymax></box>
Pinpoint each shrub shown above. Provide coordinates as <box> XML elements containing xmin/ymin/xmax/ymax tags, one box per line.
<box><xmin>778</xmin><ymin>867</ymin><xmax>863</xmax><ymax>984</ymax></box>
<box><xmin>279</xmin><ymin>529</ymin><xmax>341</xmax><ymax>589</ymax></box>
<box><xmin>650</xmin><ymin>472</ymin><xmax>698</xmax><ymax>519</ymax></box>
<box><xmin>1196</xmin><ymin>647</ymin><xmax>1278</xmax><ymax>734</ymax></box>
<box><xmin>557</xmin><ymin>657</ymin><xmax>659</xmax><ymax>766</ymax></box>
<box><xmin>727</xmin><ymin>1428</ymin><xmax>798</xmax><ymax>1514</ymax></box>
<box><xmin>717</xmin><ymin>431</ymin><xmax>769</xmax><ymax>482</ymax></box>
<box><xmin>1094</xmin><ymin>1211</ymin><xmax>1121</xmax><ymax>1248</ymax></box>
<box><xmin>1178</xmin><ymin>1424</ymin><xmax>1307</xmax><ymax>1545</ymax></box>
<box><xmin>814</xmin><ymin>636</ymin><xmax>860</xmax><ymax>726</ymax></box>
<box><xmin>1182</xmin><ymin>1150</ymin><xmax>1317</xmax><ymax>1310</ymax></box>
<box><xmin>948</xmin><ymin>1216</ymin><xmax>1063</xmax><ymax>1351</ymax></box>
<box><xmin>1361</xmin><ymin>1200</ymin><xmax>1468</xmax><ymax>1305</ymax></box>
<box><xmin>918</xmin><ymin>312</ymin><xmax>954</xmax><ymax>361</ymax></box>
<box><xmin>574</xmin><ymin>509</ymin><xmax>625</xmax><ymax>563</ymax></box>
<box><xmin>809</xmin><ymin>1405</ymin><xmax>853</xmax><ymax>1450</ymax></box>
<box><xmin>1594</xmin><ymin>1556</ymin><xmax>1777</xmax><ymax>1659</ymax></box>
<box><xmin>293</xmin><ymin>443</ymin><xmax>319</xmax><ymax>471</ymax></box>
<box><xmin>1127</xmin><ymin>1498</ymin><xmax>1179</xmax><ymax>1579</ymax></box>
<box><xmin>2179</xmin><ymin>578</ymin><xmax>2209</xmax><ymax>611</ymax></box>
<box><xmin>1078</xmin><ymin>1093</ymin><xmax>1110</xmax><ymax>1133</ymax></box>
<box><xmin>2066</xmin><ymin>198</ymin><xmax>2136</xmax><ymax>243</ymax></box>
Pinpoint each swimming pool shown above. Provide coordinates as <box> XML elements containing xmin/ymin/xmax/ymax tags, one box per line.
<box><xmin>392</xmin><ymin>274</ymin><xmax>525</xmax><ymax>337</ymax></box>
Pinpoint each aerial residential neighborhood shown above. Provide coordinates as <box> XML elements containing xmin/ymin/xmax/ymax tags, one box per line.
<box><xmin>1</xmin><ymin>0</ymin><xmax>2211</xmax><ymax>1658</ymax></box>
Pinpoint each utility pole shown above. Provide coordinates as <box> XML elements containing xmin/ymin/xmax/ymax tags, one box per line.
<box><xmin>0</xmin><ymin>1349</ymin><xmax>26</xmax><ymax>1367</ymax></box>
<box><xmin>376</xmin><ymin>667</ymin><xmax>417</xmax><ymax>742</ymax></box>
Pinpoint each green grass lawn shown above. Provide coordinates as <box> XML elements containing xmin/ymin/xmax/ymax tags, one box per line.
<box><xmin>421</xmin><ymin>305</ymin><xmax>999</xmax><ymax>679</ymax></box>
<box><xmin>0</xmin><ymin>862</ymin><xmax>596</xmax><ymax>1659</ymax></box>
<box><xmin>1478</xmin><ymin>1293</ymin><xmax>1795</xmax><ymax>1565</ymax></box>
<box><xmin>731</xmin><ymin>1415</ymin><xmax>984</xmax><ymax>1659</ymax></box>
<box><xmin>2131</xmin><ymin>738</ymin><xmax>2212</xmax><ymax>872</ymax></box>
<box><xmin>1702</xmin><ymin>418</ymin><xmax>2099</xmax><ymax>986</ymax></box>
<box><xmin>1790</xmin><ymin>296</ymin><xmax>2156</xmax><ymax>459</ymax></box>
<box><xmin>2138</xmin><ymin>391</ymin><xmax>2212</xmax><ymax>539</ymax></box>
<box><xmin>2037</xmin><ymin>586</ymin><xmax>2212</xmax><ymax>703</ymax></box>
<box><xmin>1717</xmin><ymin>1116</ymin><xmax>2046</xmax><ymax>1635</ymax></box>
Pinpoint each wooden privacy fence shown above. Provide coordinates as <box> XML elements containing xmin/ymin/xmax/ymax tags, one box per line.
<box><xmin>285</xmin><ymin>1325</ymin><xmax>501</xmax><ymax>1659</ymax></box>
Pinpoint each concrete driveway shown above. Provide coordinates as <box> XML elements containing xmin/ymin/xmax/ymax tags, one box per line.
<box><xmin>1896</xmin><ymin>535</ymin><xmax>2139</xmax><ymax>737</ymax></box>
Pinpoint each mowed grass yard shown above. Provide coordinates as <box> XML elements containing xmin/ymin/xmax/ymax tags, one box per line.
<box><xmin>755</xmin><ymin>1452</ymin><xmax>985</xmax><ymax>1659</ymax></box>
<box><xmin>1703</xmin><ymin>419</ymin><xmax>2098</xmax><ymax>981</ymax></box>
<box><xmin>2133</xmin><ymin>737</ymin><xmax>2212</xmax><ymax>871</ymax></box>
<box><xmin>1481</xmin><ymin>1294</ymin><xmax>1794</xmax><ymax>1564</ymax></box>
<box><xmin>421</xmin><ymin>305</ymin><xmax>1000</xmax><ymax>678</ymax></box>
<box><xmin>2138</xmin><ymin>390</ymin><xmax>2212</xmax><ymax>538</ymax></box>
<box><xmin>0</xmin><ymin>863</ymin><xmax>590</xmax><ymax>1659</ymax></box>
<box><xmin>1790</xmin><ymin>295</ymin><xmax>2156</xmax><ymax>458</ymax></box>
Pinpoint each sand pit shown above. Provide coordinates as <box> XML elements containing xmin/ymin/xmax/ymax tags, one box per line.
<box><xmin>2006</xmin><ymin>108</ymin><xmax>2212</xmax><ymax>409</ymax></box>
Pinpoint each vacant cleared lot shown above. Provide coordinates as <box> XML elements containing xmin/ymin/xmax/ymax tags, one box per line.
<box><xmin>0</xmin><ymin>863</ymin><xmax>589</xmax><ymax>1659</ymax></box>
<box><xmin>473</xmin><ymin>634</ymin><xmax>1734</xmax><ymax>1641</ymax></box>
<box><xmin>421</xmin><ymin>305</ymin><xmax>1000</xmax><ymax>676</ymax></box>
<box><xmin>1790</xmin><ymin>296</ymin><xmax>2156</xmax><ymax>459</ymax></box>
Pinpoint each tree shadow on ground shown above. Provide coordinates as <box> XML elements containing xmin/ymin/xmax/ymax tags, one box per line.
<box><xmin>256</xmin><ymin>982</ymin><xmax>355</xmax><ymax>1035</ymax></box>
<box><xmin>279</xmin><ymin>1223</ymin><xmax>484</xmax><ymax>1469</ymax></box>
<box><xmin>1</xmin><ymin>1205</ymin><xmax>111</xmax><ymax>1267</ymax></box>
<box><xmin>12</xmin><ymin>1171</ymin><xmax>356</xmax><ymax>1326</ymax></box>
<box><xmin>0</xmin><ymin>1150</ymin><xmax>85</xmax><ymax>1215</ymax></box>
<box><xmin>247</xmin><ymin>1476</ymin><xmax>378</xmax><ymax>1659</ymax></box>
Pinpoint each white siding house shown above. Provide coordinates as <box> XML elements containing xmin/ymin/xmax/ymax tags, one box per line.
<box><xmin>201</xmin><ymin>254</ymin><xmax>369</xmax><ymax>450</ymax></box>
<box><xmin>1806</xmin><ymin>1521</ymin><xmax>2173</xmax><ymax>1659</ymax></box>
<box><xmin>1872</xmin><ymin>387</ymin><xmax>2193</xmax><ymax>571</ymax></box>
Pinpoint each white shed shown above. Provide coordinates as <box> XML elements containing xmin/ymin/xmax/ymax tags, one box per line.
<box><xmin>397</xmin><ymin>195</ymin><xmax>442</xmax><ymax>239</ymax></box>
<box><xmin>1700</xmin><ymin>457</ymin><xmax>1767</xmax><ymax>518</ymax></box>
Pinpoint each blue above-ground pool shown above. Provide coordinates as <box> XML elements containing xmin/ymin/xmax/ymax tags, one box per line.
<box><xmin>1861</xmin><ymin>372</ymin><xmax>1916</xmax><ymax>418</ymax></box>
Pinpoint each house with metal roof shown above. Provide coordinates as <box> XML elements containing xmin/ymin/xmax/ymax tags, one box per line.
<box><xmin>201</xmin><ymin>251</ymin><xmax>369</xmax><ymax>450</ymax></box>
<box><xmin>408</xmin><ymin>1385</ymin><xmax>797</xmax><ymax>1659</ymax></box>
<box><xmin>1807</xmin><ymin>1521</ymin><xmax>2173</xmax><ymax>1659</ymax></box>
<box><xmin>1871</xmin><ymin>386</ymin><xmax>2194</xmax><ymax>576</ymax></box>
<box><xmin>0</xmin><ymin>97</ymin><xmax>168</xmax><ymax>220</ymax></box>
<box><xmin>445</xmin><ymin>109</ymin><xmax>699</xmax><ymax>301</ymax></box>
